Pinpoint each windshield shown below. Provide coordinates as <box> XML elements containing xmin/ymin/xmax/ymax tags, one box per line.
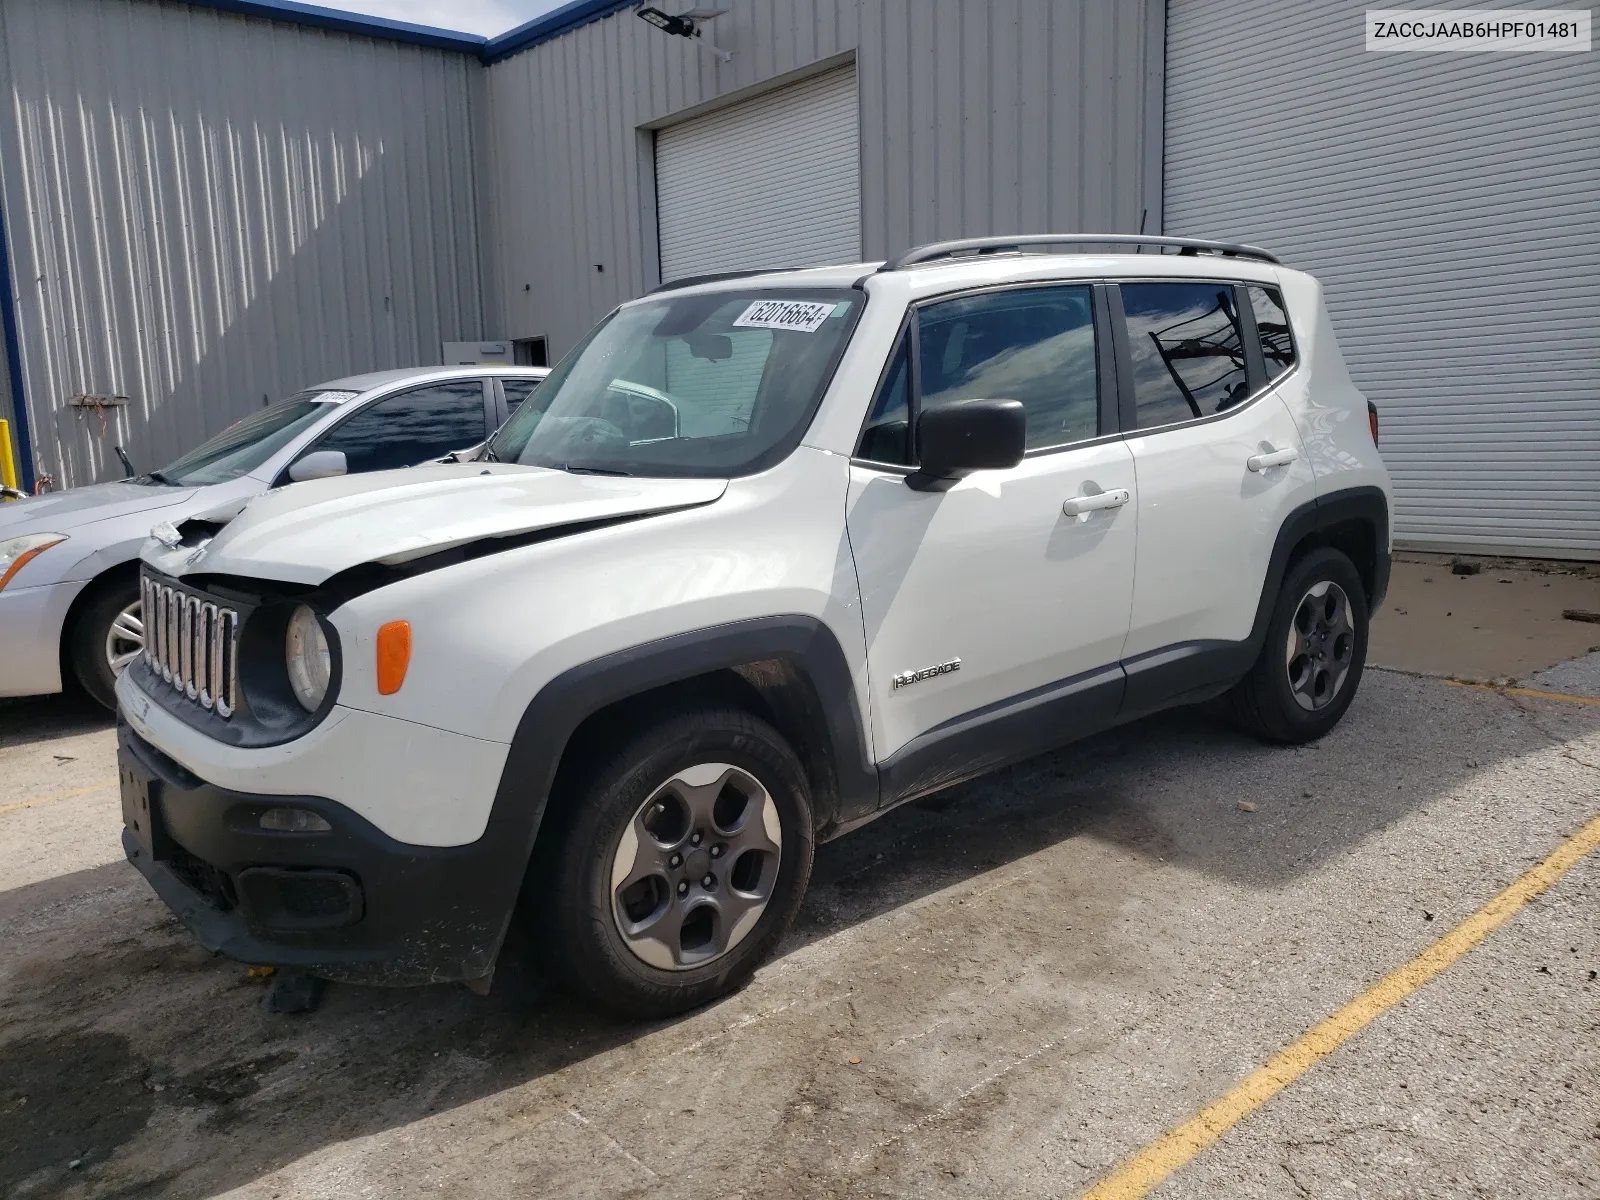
<box><xmin>156</xmin><ymin>390</ymin><xmax>353</xmax><ymax>486</ymax></box>
<box><xmin>485</xmin><ymin>290</ymin><xmax>861</xmax><ymax>477</ymax></box>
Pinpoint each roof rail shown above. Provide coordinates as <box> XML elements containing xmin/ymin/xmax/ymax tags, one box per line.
<box><xmin>882</xmin><ymin>234</ymin><xmax>1281</xmax><ymax>271</ymax></box>
<box><xmin>649</xmin><ymin>267</ymin><xmax>802</xmax><ymax>295</ymax></box>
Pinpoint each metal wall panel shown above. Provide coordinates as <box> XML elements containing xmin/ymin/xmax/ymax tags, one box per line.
<box><xmin>656</xmin><ymin>65</ymin><xmax>861</xmax><ymax>282</ymax></box>
<box><xmin>0</xmin><ymin>0</ymin><xmax>484</xmax><ymax>488</ymax></box>
<box><xmin>1165</xmin><ymin>0</ymin><xmax>1600</xmax><ymax>559</ymax></box>
<box><xmin>477</xmin><ymin>0</ymin><xmax>1163</xmax><ymax>360</ymax></box>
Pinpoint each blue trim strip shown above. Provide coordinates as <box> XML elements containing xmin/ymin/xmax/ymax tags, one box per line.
<box><xmin>176</xmin><ymin>0</ymin><xmax>487</xmax><ymax>53</ymax></box>
<box><xmin>151</xmin><ymin>0</ymin><xmax>640</xmax><ymax>64</ymax></box>
<box><xmin>481</xmin><ymin>0</ymin><xmax>635</xmax><ymax>64</ymax></box>
<box><xmin>0</xmin><ymin>188</ymin><xmax>35</xmax><ymax>492</ymax></box>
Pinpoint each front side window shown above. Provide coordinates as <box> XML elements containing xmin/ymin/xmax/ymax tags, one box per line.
<box><xmin>853</xmin><ymin>285</ymin><xmax>1099</xmax><ymax>464</ymax></box>
<box><xmin>1248</xmin><ymin>285</ymin><xmax>1296</xmax><ymax>380</ymax></box>
<box><xmin>855</xmin><ymin>332</ymin><xmax>910</xmax><ymax>464</ymax></box>
<box><xmin>1121</xmin><ymin>282</ymin><xmax>1248</xmax><ymax>429</ymax></box>
<box><xmin>486</xmin><ymin>290</ymin><xmax>860</xmax><ymax>477</ymax></box>
<box><xmin>156</xmin><ymin>391</ymin><xmax>354</xmax><ymax>486</ymax></box>
<box><xmin>313</xmin><ymin>381</ymin><xmax>488</xmax><ymax>474</ymax></box>
<box><xmin>918</xmin><ymin>285</ymin><xmax>1098</xmax><ymax>451</ymax></box>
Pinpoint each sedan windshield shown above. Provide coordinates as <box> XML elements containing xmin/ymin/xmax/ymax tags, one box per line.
<box><xmin>485</xmin><ymin>290</ymin><xmax>861</xmax><ymax>477</ymax></box>
<box><xmin>155</xmin><ymin>390</ymin><xmax>354</xmax><ymax>486</ymax></box>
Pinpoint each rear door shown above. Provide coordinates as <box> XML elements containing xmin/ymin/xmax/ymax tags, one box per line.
<box><xmin>1115</xmin><ymin>279</ymin><xmax>1317</xmax><ymax>709</ymax></box>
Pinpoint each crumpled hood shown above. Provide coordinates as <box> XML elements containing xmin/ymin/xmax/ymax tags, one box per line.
<box><xmin>0</xmin><ymin>481</ymin><xmax>199</xmax><ymax>533</ymax></box>
<box><xmin>147</xmin><ymin>463</ymin><xmax>728</xmax><ymax>585</ymax></box>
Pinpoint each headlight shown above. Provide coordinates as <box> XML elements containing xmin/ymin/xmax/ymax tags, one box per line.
<box><xmin>284</xmin><ymin>604</ymin><xmax>331</xmax><ymax>712</ymax></box>
<box><xmin>0</xmin><ymin>533</ymin><xmax>68</xmax><ymax>592</ymax></box>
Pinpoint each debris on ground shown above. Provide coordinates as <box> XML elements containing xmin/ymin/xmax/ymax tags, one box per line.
<box><xmin>1237</xmin><ymin>801</ymin><xmax>1258</xmax><ymax>813</ymax></box>
<box><xmin>263</xmin><ymin>973</ymin><xmax>325</xmax><ymax>1014</ymax></box>
<box><xmin>1451</xmin><ymin>559</ymin><xmax>1481</xmax><ymax>576</ymax></box>
<box><xmin>1561</xmin><ymin>609</ymin><xmax>1600</xmax><ymax>624</ymax></box>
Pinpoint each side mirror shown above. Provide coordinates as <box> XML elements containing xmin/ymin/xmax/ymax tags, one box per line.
<box><xmin>287</xmin><ymin>450</ymin><xmax>348</xmax><ymax>483</ymax></box>
<box><xmin>906</xmin><ymin>399</ymin><xmax>1026</xmax><ymax>491</ymax></box>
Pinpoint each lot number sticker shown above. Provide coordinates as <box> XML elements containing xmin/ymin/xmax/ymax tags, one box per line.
<box><xmin>732</xmin><ymin>300</ymin><xmax>842</xmax><ymax>333</ymax></box>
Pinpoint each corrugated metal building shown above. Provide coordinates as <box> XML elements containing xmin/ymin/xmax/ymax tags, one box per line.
<box><xmin>1164</xmin><ymin>0</ymin><xmax>1599</xmax><ymax>559</ymax></box>
<box><xmin>474</xmin><ymin>0</ymin><xmax>1164</xmax><ymax>358</ymax></box>
<box><xmin>1</xmin><ymin>0</ymin><xmax>1594</xmax><ymax>559</ymax></box>
<box><xmin>0</xmin><ymin>0</ymin><xmax>485</xmax><ymax>489</ymax></box>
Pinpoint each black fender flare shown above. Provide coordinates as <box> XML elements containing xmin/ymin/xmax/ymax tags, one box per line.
<box><xmin>484</xmin><ymin>613</ymin><xmax>877</xmax><ymax>869</ymax></box>
<box><xmin>1245</xmin><ymin>485</ymin><xmax>1391</xmax><ymax>654</ymax></box>
<box><xmin>1118</xmin><ymin>484</ymin><xmax>1391</xmax><ymax>723</ymax></box>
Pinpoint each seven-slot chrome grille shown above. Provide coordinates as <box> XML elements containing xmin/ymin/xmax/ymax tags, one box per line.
<box><xmin>141</xmin><ymin>575</ymin><xmax>239</xmax><ymax>717</ymax></box>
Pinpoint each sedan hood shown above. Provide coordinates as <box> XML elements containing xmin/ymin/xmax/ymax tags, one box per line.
<box><xmin>0</xmin><ymin>481</ymin><xmax>199</xmax><ymax>533</ymax></box>
<box><xmin>148</xmin><ymin>464</ymin><xmax>728</xmax><ymax>585</ymax></box>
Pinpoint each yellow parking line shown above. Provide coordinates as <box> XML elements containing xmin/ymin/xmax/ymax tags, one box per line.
<box><xmin>1443</xmin><ymin>680</ymin><xmax>1600</xmax><ymax>707</ymax></box>
<box><xmin>0</xmin><ymin>780</ymin><xmax>117</xmax><ymax>816</ymax></box>
<box><xmin>1081</xmin><ymin>811</ymin><xmax>1600</xmax><ymax>1200</ymax></box>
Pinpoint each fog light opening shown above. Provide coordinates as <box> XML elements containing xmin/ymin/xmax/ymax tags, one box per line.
<box><xmin>259</xmin><ymin>806</ymin><xmax>332</xmax><ymax>833</ymax></box>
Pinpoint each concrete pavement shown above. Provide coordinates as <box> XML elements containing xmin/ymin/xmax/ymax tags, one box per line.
<box><xmin>2</xmin><ymin>669</ymin><xmax>1596</xmax><ymax>1198</ymax></box>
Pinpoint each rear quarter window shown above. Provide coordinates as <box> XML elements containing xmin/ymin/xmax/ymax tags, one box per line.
<box><xmin>1247</xmin><ymin>285</ymin><xmax>1297</xmax><ymax>380</ymax></box>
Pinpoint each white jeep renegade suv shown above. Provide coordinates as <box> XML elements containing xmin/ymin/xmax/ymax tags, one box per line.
<box><xmin>118</xmin><ymin>235</ymin><xmax>1391</xmax><ymax>1018</ymax></box>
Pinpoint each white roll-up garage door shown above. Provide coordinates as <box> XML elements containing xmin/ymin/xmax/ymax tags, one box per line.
<box><xmin>1163</xmin><ymin>1</ymin><xmax>1600</xmax><ymax>558</ymax></box>
<box><xmin>656</xmin><ymin>65</ymin><xmax>861</xmax><ymax>284</ymax></box>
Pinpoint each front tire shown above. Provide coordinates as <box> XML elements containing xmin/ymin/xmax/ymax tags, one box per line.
<box><xmin>1227</xmin><ymin>546</ymin><xmax>1369</xmax><ymax>743</ymax></box>
<box><xmin>541</xmin><ymin>708</ymin><xmax>814</xmax><ymax>1019</ymax></box>
<box><xmin>68</xmin><ymin>573</ymin><xmax>143</xmax><ymax>710</ymax></box>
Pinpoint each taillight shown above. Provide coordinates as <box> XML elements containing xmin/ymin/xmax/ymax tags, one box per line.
<box><xmin>1367</xmin><ymin>401</ymin><xmax>1379</xmax><ymax>446</ymax></box>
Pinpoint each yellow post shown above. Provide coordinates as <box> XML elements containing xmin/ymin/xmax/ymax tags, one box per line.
<box><xmin>0</xmin><ymin>418</ymin><xmax>16</xmax><ymax>492</ymax></box>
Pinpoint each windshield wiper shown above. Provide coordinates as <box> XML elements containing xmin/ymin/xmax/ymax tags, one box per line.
<box><xmin>555</xmin><ymin>463</ymin><xmax>632</xmax><ymax>477</ymax></box>
<box><xmin>478</xmin><ymin>444</ymin><xmax>501</xmax><ymax>463</ymax></box>
<box><xmin>141</xmin><ymin>470</ymin><xmax>176</xmax><ymax>486</ymax></box>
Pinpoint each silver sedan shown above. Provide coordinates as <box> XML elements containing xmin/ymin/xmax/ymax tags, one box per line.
<box><xmin>0</xmin><ymin>365</ymin><xmax>547</xmax><ymax>708</ymax></box>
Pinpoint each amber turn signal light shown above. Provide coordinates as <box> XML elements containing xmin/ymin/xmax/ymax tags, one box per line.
<box><xmin>376</xmin><ymin>621</ymin><xmax>412</xmax><ymax>695</ymax></box>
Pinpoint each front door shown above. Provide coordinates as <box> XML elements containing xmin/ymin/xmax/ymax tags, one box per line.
<box><xmin>845</xmin><ymin>283</ymin><xmax>1138</xmax><ymax>790</ymax></box>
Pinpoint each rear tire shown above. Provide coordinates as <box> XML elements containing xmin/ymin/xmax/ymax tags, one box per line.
<box><xmin>68</xmin><ymin>573</ymin><xmax>143</xmax><ymax>711</ymax></box>
<box><xmin>1226</xmin><ymin>546</ymin><xmax>1368</xmax><ymax>744</ymax></box>
<box><xmin>540</xmin><ymin>707</ymin><xmax>814</xmax><ymax>1019</ymax></box>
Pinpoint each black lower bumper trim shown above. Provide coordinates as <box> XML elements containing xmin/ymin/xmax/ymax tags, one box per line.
<box><xmin>118</xmin><ymin>723</ymin><xmax>526</xmax><ymax>986</ymax></box>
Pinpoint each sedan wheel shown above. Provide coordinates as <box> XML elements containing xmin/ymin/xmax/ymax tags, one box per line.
<box><xmin>105</xmin><ymin>598</ymin><xmax>144</xmax><ymax>676</ymax></box>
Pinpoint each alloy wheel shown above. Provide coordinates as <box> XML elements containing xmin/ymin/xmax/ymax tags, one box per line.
<box><xmin>1285</xmin><ymin>580</ymin><xmax>1354</xmax><ymax>711</ymax></box>
<box><xmin>609</xmin><ymin>762</ymin><xmax>783</xmax><ymax>971</ymax></box>
<box><xmin>105</xmin><ymin>599</ymin><xmax>144</xmax><ymax>676</ymax></box>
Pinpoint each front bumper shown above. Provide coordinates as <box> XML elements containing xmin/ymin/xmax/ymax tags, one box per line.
<box><xmin>118</xmin><ymin>723</ymin><xmax>529</xmax><ymax>985</ymax></box>
<box><xmin>0</xmin><ymin>578</ymin><xmax>86</xmax><ymax>697</ymax></box>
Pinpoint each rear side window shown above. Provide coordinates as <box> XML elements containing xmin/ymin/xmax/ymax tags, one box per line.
<box><xmin>1247</xmin><ymin>285</ymin><xmax>1296</xmax><ymax>380</ymax></box>
<box><xmin>501</xmin><ymin>377</ymin><xmax>542</xmax><ymax>415</ymax></box>
<box><xmin>1120</xmin><ymin>282</ymin><xmax>1249</xmax><ymax>429</ymax></box>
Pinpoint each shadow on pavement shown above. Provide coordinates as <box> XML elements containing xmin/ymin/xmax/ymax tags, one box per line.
<box><xmin>0</xmin><ymin>691</ymin><xmax>115</xmax><ymax>750</ymax></box>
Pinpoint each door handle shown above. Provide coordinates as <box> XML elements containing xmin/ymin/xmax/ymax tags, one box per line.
<box><xmin>1062</xmin><ymin>488</ymin><xmax>1130</xmax><ymax>516</ymax></box>
<box><xmin>1246</xmin><ymin>446</ymin><xmax>1299</xmax><ymax>472</ymax></box>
